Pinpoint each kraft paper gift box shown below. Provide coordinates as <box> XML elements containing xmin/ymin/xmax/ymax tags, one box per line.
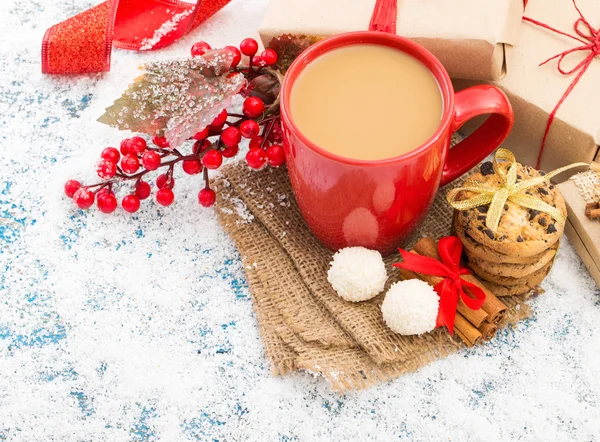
<box><xmin>557</xmin><ymin>174</ymin><xmax>600</xmax><ymax>288</ymax></box>
<box><xmin>258</xmin><ymin>0</ymin><xmax>523</xmax><ymax>81</ymax></box>
<box><xmin>455</xmin><ymin>0</ymin><xmax>600</xmax><ymax>179</ymax></box>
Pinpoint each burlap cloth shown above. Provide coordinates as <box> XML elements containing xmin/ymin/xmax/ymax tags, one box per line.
<box><xmin>214</xmin><ymin>154</ymin><xmax>533</xmax><ymax>392</ymax></box>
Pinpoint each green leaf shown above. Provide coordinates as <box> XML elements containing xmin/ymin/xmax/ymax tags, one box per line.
<box><xmin>267</xmin><ymin>34</ymin><xmax>321</xmax><ymax>73</ymax></box>
<box><xmin>97</xmin><ymin>49</ymin><xmax>245</xmax><ymax>148</ymax></box>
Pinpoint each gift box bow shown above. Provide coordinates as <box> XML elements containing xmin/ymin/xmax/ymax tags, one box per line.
<box><xmin>447</xmin><ymin>149</ymin><xmax>589</xmax><ymax>232</ymax></box>
<box><xmin>523</xmin><ymin>0</ymin><xmax>600</xmax><ymax>167</ymax></box>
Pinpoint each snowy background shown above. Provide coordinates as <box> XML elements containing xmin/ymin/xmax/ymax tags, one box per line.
<box><xmin>1</xmin><ymin>0</ymin><xmax>599</xmax><ymax>440</ymax></box>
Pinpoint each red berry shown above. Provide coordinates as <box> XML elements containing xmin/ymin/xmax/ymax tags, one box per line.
<box><xmin>224</xmin><ymin>45</ymin><xmax>242</xmax><ymax>67</ymax></box>
<box><xmin>252</xmin><ymin>55</ymin><xmax>267</xmax><ymax>68</ymax></box>
<box><xmin>194</xmin><ymin>139</ymin><xmax>211</xmax><ymax>154</ymax></box>
<box><xmin>97</xmin><ymin>193</ymin><xmax>117</xmax><ymax>214</ymax></box>
<box><xmin>260</xmin><ymin>49</ymin><xmax>278</xmax><ymax>66</ymax></box>
<box><xmin>141</xmin><ymin>151</ymin><xmax>161</xmax><ymax>171</ymax></box>
<box><xmin>220</xmin><ymin>127</ymin><xmax>241</xmax><ymax>147</ymax></box>
<box><xmin>135</xmin><ymin>181</ymin><xmax>151</xmax><ymax>200</ymax></box>
<box><xmin>202</xmin><ymin>150</ymin><xmax>223</xmax><ymax>169</ymax></box>
<box><xmin>96</xmin><ymin>187</ymin><xmax>114</xmax><ymax>197</ymax></box>
<box><xmin>121</xmin><ymin>154</ymin><xmax>140</xmax><ymax>174</ymax></box>
<box><xmin>221</xmin><ymin>145</ymin><xmax>239</xmax><ymax>158</ymax></box>
<box><xmin>156</xmin><ymin>188</ymin><xmax>174</xmax><ymax>206</ymax></box>
<box><xmin>240</xmin><ymin>38</ymin><xmax>258</xmax><ymax>56</ymax></box>
<box><xmin>152</xmin><ymin>135</ymin><xmax>169</xmax><ymax>148</ymax></box>
<box><xmin>73</xmin><ymin>188</ymin><xmax>94</xmax><ymax>209</ymax></box>
<box><xmin>96</xmin><ymin>158</ymin><xmax>117</xmax><ymax>179</ymax></box>
<box><xmin>249</xmin><ymin>136</ymin><xmax>268</xmax><ymax>150</ymax></box>
<box><xmin>243</xmin><ymin>97</ymin><xmax>265</xmax><ymax>118</ymax></box>
<box><xmin>198</xmin><ymin>188</ymin><xmax>216</xmax><ymax>207</ymax></box>
<box><xmin>101</xmin><ymin>147</ymin><xmax>120</xmax><ymax>164</ymax></box>
<box><xmin>191</xmin><ymin>41</ymin><xmax>211</xmax><ymax>57</ymax></box>
<box><xmin>211</xmin><ymin>110</ymin><xmax>228</xmax><ymax>127</ymax></box>
<box><xmin>268</xmin><ymin>121</ymin><xmax>284</xmax><ymax>143</ymax></box>
<box><xmin>240</xmin><ymin>120</ymin><xmax>260</xmax><ymax>139</ymax></box>
<box><xmin>182</xmin><ymin>159</ymin><xmax>202</xmax><ymax>175</ymax></box>
<box><xmin>193</xmin><ymin>127</ymin><xmax>209</xmax><ymax>140</ymax></box>
<box><xmin>246</xmin><ymin>147</ymin><xmax>267</xmax><ymax>169</ymax></box>
<box><xmin>64</xmin><ymin>180</ymin><xmax>81</xmax><ymax>198</ymax></box>
<box><xmin>122</xmin><ymin>195</ymin><xmax>141</xmax><ymax>213</ymax></box>
<box><xmin>128</xmin><ymin>137</ymin><xmax>147</xmax><ymax>155</ymax></box>
<box><xmin>156</xmin><ymin>174</ymin><xmax>175</xmax><ymax>189</ymax></box>
<box><xmin>266</xmin><ymin>144</ymin><xmax>285</xmax><ymax>167</ymax></box>
<box><xmin>120</xmin><ymin>139</ymin><xmax>131</xmax><ymax>155</ymax></box>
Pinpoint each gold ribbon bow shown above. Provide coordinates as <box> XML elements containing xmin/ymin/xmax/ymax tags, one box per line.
<box><xmin>447</xmin><ymin>149</ymin><xmax>589</xmax><ymax>232</ymax></box>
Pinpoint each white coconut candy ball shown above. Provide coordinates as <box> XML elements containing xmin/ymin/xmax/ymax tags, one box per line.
<box><xmin>327</xmin><ymin>247</ymin><xmax>387</xmax><ymax>302</ymax></box>
<box><xmin>381</xmin><ymin>279</ymin><xmax>439</xmax><ymax>335</ymax></box>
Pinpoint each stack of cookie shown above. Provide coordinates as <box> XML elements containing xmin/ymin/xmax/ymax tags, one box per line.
<box><xmin>453</xmin><ymin>161</ymin><xmax>566</xmax><ymax>297</ymax></box>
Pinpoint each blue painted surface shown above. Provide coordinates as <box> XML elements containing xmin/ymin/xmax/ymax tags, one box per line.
<box><xmin>2</xmin><ymin>0</ymin><xmax>600</xmax><ymax>440</ymax></box>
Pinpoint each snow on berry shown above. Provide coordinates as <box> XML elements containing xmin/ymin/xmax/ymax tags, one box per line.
<box><xmin>96</xmin><ymin>159</ymin><xmax>117</xmax><ymax>179</ymax></box>
<box><xmin>141</xmin><ymin>151</ymin><xmax>161</xmax><ymax>171</ymax></box>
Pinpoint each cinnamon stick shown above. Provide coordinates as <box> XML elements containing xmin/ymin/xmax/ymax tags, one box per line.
<box><xmin>413</xmin><ymin>237</ymin><xmax>506</xmax><ymax>323</ymax></box>
<box><xmin>585</xmin><ymin>202</ymin><xmax>600</xmax><ymax>220</ymax></box>
<box><xmin>396</xmin><ymin>267</ymin><xmax>483</xmax><ymax>347</ymax></box>
<box><xmin>454</xmin><ymin>313</ymin><xmax>482</xmax><ymax>347</ymax></box>
<box><xmin>398</xmin><ymin>259</ymin><xmax>488</xmax><ymax>327</ymax></box>
<box><xmin>478</xmin><ymin>321</ymin><xmax>498</xmax><ymax>341</ymax></box>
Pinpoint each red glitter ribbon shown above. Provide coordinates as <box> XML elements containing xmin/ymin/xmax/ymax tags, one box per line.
<box><xmin>42</xmin><ymin>0</ymin><xmax>230</xmax><ymax>75</ymax></box>
<box><xmin>369</xmin><ymin>0</ymin><xmax>398</xmax><ymax>33</ymax></box>
<box><xmin>523</xmin><ymin>0</ymin><xmax>600</xmax><ymax>168</ymax></box>
<box><xmin>393</xmin><ymin>236</ymin><xmax>486</xmax><ymax>334</ymax></box>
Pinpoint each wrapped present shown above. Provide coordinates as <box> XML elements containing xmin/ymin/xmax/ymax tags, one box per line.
<box><xmin>455</xmin><ymin>0</ymin><xmax>600</xmax><ymax>178</ymax></box>
<box><xmin>557</xmin><ymin>166</ymin><xmax>600</xmax><ymax>288</ymax></box>
<box><xmin>258</xmin><ymin>0</ymin><xmax>523</xmax><ymax>81</ymax></box>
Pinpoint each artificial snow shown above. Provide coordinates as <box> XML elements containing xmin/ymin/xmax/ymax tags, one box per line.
<box><xmin>1</xmin><ymin>0</ymin><xmax>600</xmax><ymax>440</ymax></box>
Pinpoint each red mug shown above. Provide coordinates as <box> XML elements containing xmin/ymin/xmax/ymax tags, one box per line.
<box><xmin>280</xmin><ymin>31</ymin><xmax>514</xmax><ymax>255</ymax></box>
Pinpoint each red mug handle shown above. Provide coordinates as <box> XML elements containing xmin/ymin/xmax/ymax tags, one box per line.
<box><xmin>440</xmin><ymin>85</ymin><xmax>514</xmax><ymax>186</ymax></box>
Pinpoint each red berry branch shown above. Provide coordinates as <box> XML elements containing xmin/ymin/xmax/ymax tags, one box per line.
<box><xmin>65</xmin><ymin>38</ymin><xmax>288</xmax><ymax>214</ymax></box>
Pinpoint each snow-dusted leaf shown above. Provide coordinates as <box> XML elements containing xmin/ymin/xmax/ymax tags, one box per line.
<box><xmin>98</xmin><ymin>49</ymin><xmax>245</xmax><ymax>148</ymax></box>
<box><xmin>267</xmin><ymin>34</ymin><xmax>321</xmax><ymax>73</ymax></box>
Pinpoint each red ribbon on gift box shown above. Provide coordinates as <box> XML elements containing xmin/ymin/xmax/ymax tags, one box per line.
<box><xmin>42</xmin><ymin>0</ymin><xmax>230</xmax><ymax>75</ymax></box>
<box><xmin>370</xmin><ymin>0</ymin><xmax>398</xmax><ymax>33</ymax></box>
<box><xmin>394</xmin><ymin>236</ymin><xmax>486</xmax><ymax>334</ymax></box>
<box><xmin>523</xmin><ymin>0</ymin><xmax>600</xmax><ymax>168</ymax></box>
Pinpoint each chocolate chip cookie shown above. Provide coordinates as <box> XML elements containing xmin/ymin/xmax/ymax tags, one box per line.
<box><xmin>481</xmin><ymin>280</ymin><xmax>536</xmax><ymax>297</ymax></box>
<box><xmin>454</xmin><ymin>161</ymin><xmax>566</xmax><ymax>257</ymax></box>
<box><xmin>467</xmin><ymin>244</ymin><xmax>558</xmax><ymax>278</ymax></box>
<box><xmin>468</xmin><ymin>258</ymin><xmax>553</xmax><ymax>287</ymax></box>
<box><xmin>455</xmin><ymin>222</ymin><xmax>557</xmax><ymax>265</ymax></box>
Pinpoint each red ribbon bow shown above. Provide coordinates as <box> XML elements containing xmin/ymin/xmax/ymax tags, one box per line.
<box><xmin>393</xmin><ymin>236</ymin><xmax>486</xmax><ymax>334</ymax></box>
<box><xmin>523</xmin><ymin>0</ymin><xmax>599</xmax><ymax>168</ymax></box>
<box><xmin>42</xmin><ymin>0</ymin><xmax>230</xmax><ymax>75</ymax></box>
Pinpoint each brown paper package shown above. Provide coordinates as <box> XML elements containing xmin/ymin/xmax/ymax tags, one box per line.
<box><xmin>453</xmin><ymin>0</ymin><xmax>600</xmax><ymax>179</ymax></box>
<box><xmin>557</xmin><ymin>180</ymin><xmax>600</xmax><ymax>288</ymax></box>
<box><xmin>258</xmin><ymin>0</ymin><xmax>523</xmax><ymax>81</ymax></box>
